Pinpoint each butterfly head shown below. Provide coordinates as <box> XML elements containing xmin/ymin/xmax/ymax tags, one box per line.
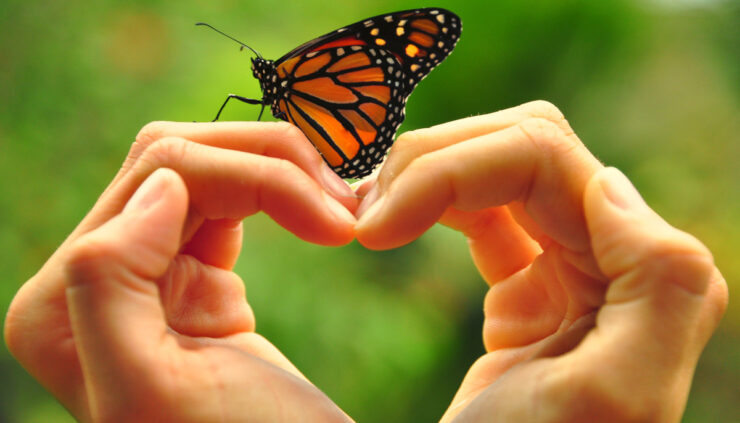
<box><xmin>251</xmin><ymin>57</ymin><xmax>280</xmax><ymax>102</ymax></box>
<box><xmin>250</xmin><ymin>57</ymin><xmax>269</xmax><ymax>79</ymax></box>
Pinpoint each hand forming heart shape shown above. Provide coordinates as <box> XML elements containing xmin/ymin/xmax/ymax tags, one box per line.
<box><xmin>5</xmin><ymin>101</ymin><xmax>727</xmax><ymax>422</ymax></box>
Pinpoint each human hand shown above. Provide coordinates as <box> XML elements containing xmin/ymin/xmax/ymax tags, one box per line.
<box><xmin>355</xmin><ymin>101</ymin><xmax>728</xmax><ymax>422</ymax></box>
<box><xmin>4</xmin><ymin>122</ymin><xmax>358</xmax><ymax>422</ymax></box>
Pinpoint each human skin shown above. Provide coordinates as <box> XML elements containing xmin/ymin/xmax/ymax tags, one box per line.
<box><xmin>5</xmin><ymin>122</ymin><xmax>359</xmax><ymax>422</ymax></box>
<box><xmin>5</xmin><ymin>101</ymin><xmax>728</xmax><ymax>422</ymax></box>
<box><xmin>354</xmin><ymin>101</ymin><xmax>728</xmax><ymax>422</ymax></box>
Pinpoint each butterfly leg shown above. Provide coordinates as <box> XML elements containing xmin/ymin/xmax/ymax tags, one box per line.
<box><xmin>212</xmin><ymin>94</ymin><xmax>262</xmax><ymax>121</ymax></box>
<box><xmin>274</xmin><ymin>110</ymin><xmax>287</xmax><ymax>121</ymax></box>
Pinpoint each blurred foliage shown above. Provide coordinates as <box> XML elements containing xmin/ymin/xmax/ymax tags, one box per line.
<box><xmin>1</xmin><ymin>0</ymin><xmax>738</xmax><ymax>421</ymax></box>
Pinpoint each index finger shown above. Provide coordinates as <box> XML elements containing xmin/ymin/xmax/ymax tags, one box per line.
<box><xmin>374</xmin><ymin>101</ymin><xmax>576</xmax><ymax>193</ymax></box>
<box><xmin>356</xmin><ymin>108</ymin><xmax>603</xmax><ymax>251</ymax></box>
<box><xmin>119</xmin><ymin>121</ymin><xmax>331</xmax><ymax>184</ymax></box>
<box><xmin>77</xmin><ymin>121</ymin><xmax>357</xmax><ymax>236</ymax></box>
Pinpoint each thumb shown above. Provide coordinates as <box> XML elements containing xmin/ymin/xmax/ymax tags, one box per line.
<box><xmin>584</xmin><ymin>167</ymin><xmax>720</xmax><ymax>338</ymax></box>
<box><xmin>64</xmin><ymin>168</ymin><xmax>188</xmax><ymax>389</ymax></box>
<box><xmin>577</xmin><ymin>167</ymin><xmax>726</xmax><ymax>416</ymax></box>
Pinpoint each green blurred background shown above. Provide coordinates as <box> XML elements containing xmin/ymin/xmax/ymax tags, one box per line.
<box><xmin>1</xmin><ymin>0</ymin><xmax>738</xmax><ymax>421</ymax></box>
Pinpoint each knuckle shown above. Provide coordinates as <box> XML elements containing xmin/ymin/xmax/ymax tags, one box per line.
<box><xmin>123</xmin><ymin>121</ymin><xmax>170</xmax><ymax>167</ymax></box>
<box><xmin>521</xmin><ymin>100</ymin><xmax>576</xmax><ymax>138</ymax></box>
<box><xmin>273</xmin><ymin>156</ymin><xmax>303</xmax><ymax>176</ymax></box>
<box><xmin>523</xmin><ymin>99</ymin><xmax>565</xmax><ymax>122</ymax></box>
<box><xmin>517</xmin><ymin>117</ymin><xmax>572</xmax><ymax>155</ymax></box>
<box><xmin>637</xmin><ymin>230</ymin><xmax>715</xmax><ymax>295</ymax></box>
<box><xmin>135</xmin><ymin>121</ymin><xmax>169</xmax><ymax>148</ymax></box>
<box><xmin>260</xmin><ymin>156</ymin><xmax>304</xmax><ymax>183</ymax></box>
<box><xmin>389</xmin><ymin>130</ymin><xmax>421</xmax><ymax>157</ymax></box>
<box><xmin>274</xmin><ymin>121</ymin><xmax>307</xmax><ymax>143</ymax></box>
<box><xmin>139</xmin><ymin>136</ymin><xmax>192</xmax><ymax>169</ymax></box>
<box><xmin>404</xmin><ymin>151</ymin><xmax>440</xmax><ymax>176</ymax></box>
<box><xmin>643</xmin><ymin>229</ymin><xmax>712</xmax><ymax>262</ymax></box>
<box><xmin>64</xmin><ymin>235</ymin><xmax>122</xmax><ymax>284</ymax></box>
<box><xmin>710</xmin><ymin>270</ymin><xmax>729</xmax><ymax>320</ymax></box>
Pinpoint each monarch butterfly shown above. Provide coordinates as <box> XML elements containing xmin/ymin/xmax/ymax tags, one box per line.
<box><xmin>199</xmin><ymin>8</ymin><xmax>461</xmax><ymax>178</ymax></box>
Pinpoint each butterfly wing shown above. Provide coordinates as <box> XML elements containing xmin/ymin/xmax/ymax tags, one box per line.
<box><xmin>271</xmin><ymin>8</ymin><xmax>461</xmax><ymax>178</ymax></box>
<box><xmin>276</xmin><ymin>8</ymin><xmax>461</xmax><ymax>95</ymax></box>
<box><xmin>275</xmin><ymin>46</ymin><xmax>406</xmax><ymax>178</ymax></box>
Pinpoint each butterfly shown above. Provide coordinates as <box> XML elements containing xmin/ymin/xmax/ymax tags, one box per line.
<box><xmin>198</xmin><ymin>8</ymin><xmax>461</xmax><ymax>178</ymax></box>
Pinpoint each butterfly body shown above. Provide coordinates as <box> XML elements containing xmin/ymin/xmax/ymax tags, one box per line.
<box><xmin>214</xmin><ymin>8</ymin><xmax>461</xmax><ymax>178</ymax></box>
<box><xmin>250</xmin><ymin>58</ymin><xmax>284</xmax><ymax>119</ymax></box>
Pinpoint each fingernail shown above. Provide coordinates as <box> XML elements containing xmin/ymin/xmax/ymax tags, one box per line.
<box><xmin>320</xmin><ymin>164</ymin><xmax>356</xmax><ymax>198</ymax></box>
<box><xmin>356</xmin><ymin>185</ymin><xmax>380</xmax><ymax>218</ymax></box>
<box><xmin>356</xmin><ymin>195</ymin><xmax>386</xmax><ymax>227</ymax></box>
<box><xmin>323</xmin><ymin>191</ymin><xmax>357</xmax><ymax>224</ymax></box>
<box><xmin>599</xmin><ymin>167</ymin><xmax>646</xmax><ymax>211</ymax></box>
<box><xmin>124</xmin><ymin>169</ymin><xmax>169</xmax><ymax>213</ymax></box>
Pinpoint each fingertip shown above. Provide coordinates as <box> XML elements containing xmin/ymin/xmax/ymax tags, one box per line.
<box><xmin>319</xmin><ymin>165</ymin><xmax>361</xmax><ymax>214</ymax></box>
<box><xmin>320</xmin><ymin>191</ymin><xmax>357</xmax><ymax>245</ymax></box>
<box><xmin>355</xmin><ymin>184</ymin><xmax>449</xmax><ymax>250</ymax></box>
<box><xmin>585</xmin><ymin>167</ymin><xmax>717</xmax><ymax>295</ymax></box>
<box><xmin>355</xmin><ymin>196</ymin><xmax>395</xmax><ymax>250</ymax></box>
<box><xmin>587</xmin><ymin>168</ymin><xmax>648</xmax><ymax>213</ymax></box>
<box><xmin>123</xmin><ymin>168</ymin><xmax>188</xmax><ymax>217</ymax></box>
<box><xmin>68</xmin><ymin>169</ymin><xmax>191</xmax><ymax>288</ymax></box>
<box><xmin>355</xmin><ymin>184</ymin><xmax>381</xmax><ymax>219</ymax></box>
<box><xmin>158</xmin><ymin>167</ymin><xmax>188</xmax><ymax>198</ymax></box>
<box><xmin>354</xmin><ymin>197</ymin><xmax>438</xmax><ymax>251</ymax></box>
<box><xmin>585</xmin><ymin>168</ymin><xmax>650</xmax><ymax>243</ymax></box>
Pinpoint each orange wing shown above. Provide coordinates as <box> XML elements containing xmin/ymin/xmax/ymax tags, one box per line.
<box><xmin>276</xmin><ymin>46</ymin><xmax>405</xmax><ymax>178</ymax></box>
<box><xmin>275</xmin><ymin>8</ymin><xmax>461</xmax><ymax>97</ymax></box>
<box><xmin>265</xmin><ymin>8</ymin><xmax>461</xmax><ymax>178</ymax></box>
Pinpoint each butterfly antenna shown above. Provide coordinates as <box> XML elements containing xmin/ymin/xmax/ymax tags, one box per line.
<box><xmin>196</xmin><ymin>22</ymin><xmax>262</xmax><ymax>58</ymax></box>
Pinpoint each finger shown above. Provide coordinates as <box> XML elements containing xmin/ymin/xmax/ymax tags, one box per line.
<box><xmin>376</xmin><ymin>100</ymin><xmax>575</xmax><ymax>193</ymax></box>
<box><xmin>181</xmin><ymin>218</ymin><xmax>243</xmax><ymax>269</ymax></box>
<box><xmin>478</xmin><ymin>244</ymin><xmax>604</xmax><ymax>351</ymax></box>
<box><xmin>102</xmin><ymin>137</ymin><xmax>356</xmax><ymax>246</ymax></box>
<box><xmin>439</xmin><ymin>206</ymin><xmax>540</xmax><ymax>284</ymax></box>
<box><xmin>129</xmin><ymin>121</ymin><xmax>356</xmax><ymax>204</ymax></box>
<box><xmin>65</xmin><ymin>169</ymin><xmax>187</xmax><ymax>391</ymax></box>
<box><xmin>82</xmin><ymin>121</ymin><xmax>356</xmax><ymax>237</ymax></box>
<box><xmin>574</xmin><ymin>167</ymin><xmax>728</xmax><ymax>409</ymax></box>
<box><xmin>440</xmin><ymin>344</ymin><xmax>541</xmax><ymax>423</ymax></box>
<box><xmin>439</xmin><ymin>313</ymin><xmax>596</xmax><ymax>423</ymax></box>
<box><xmin>350</xmin><ymin>173</ymin><xmax>377</xmax><ymax>198</ymax></box>
<box><xmin>584</xmin><ymin>167</ymin><xmax>726</xmax><ymax>350</ymax></box>
<box><xmin>356</xmin><ymin>117</ymin><xmax>602</xmax><ymax>250</ymax></box>
<box><xmin>159</xmin><ymin>255</ymin><xmax>255</xmax><ymax>337</ymax></box>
